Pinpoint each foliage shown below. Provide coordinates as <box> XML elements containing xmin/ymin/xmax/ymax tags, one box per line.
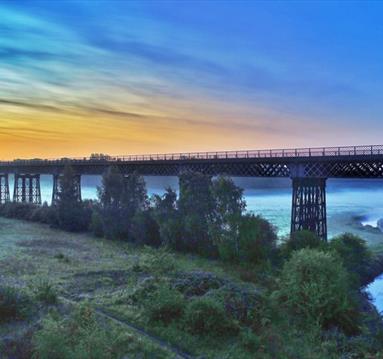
<box><xmin>141</xmin><ymin>247</ymin><xmax>177</xmax><ymax>275</ymax></box>
<box><xmin>97</xmin><ymin>166</ymin><xmax>127</xmax><ymax>239</ymax></box>
<box><xmin>32</xmin><ymin>303</ymin><xmax>136</xmax><ymax>359</ymax></box>
<box><xmin>30</xmin><ymin>202</ymin><xmax>59</xmax><ymax>225</ymax></box>
<box><xmin>90</xmin><ymin>209</ymin><xmax>104</xmax><ymax>237</ymax></box>
<box><xmin>0</xmin><ymin>202</ymin><xmax>37</xmax><ymax>220</ymax></box>
<box><xmin>33</xmin><ymin>280</ymin><xmax>57</xmax><ymax>304</ymax></box>
<box><xmin>97</xmin><ymin>167</ymin><xmax>148</xmax><ymax>241</ymax></box>
<box><xmin>218</xmin><ymin>214</ymin><xmax>278</xmax><ymax>265</ymax></box>
<box><xmin>151</xmin><ymin>187</ymin><xmax>183</xmax><ymax>248</ymax></box>
<box><xmin>0</xmin><ymin>286</ymin><xmax>32</xmax><ymax>323</ymax></box>
<box><xmin>274</xmin><ymin>248</ymin><xmax>360</xmax><ymax>335</ymax></box>
<box><xmin>146</xmin><ymin>286</ymin><xmax>185</xmax><ymax>325</ymax></box>
<box><xmin>329</xmin><ymin>233</ymin><xmax>372</xmax><ymax>285</ymax></box>
<box><xmin>280</xmin><ymin>230</ymin><xmax>325</xmax><ymax>258</ymax></box>
<box><xmin>172</xmin><ymin>271</ymin><xmax>225</xmax><ymax>297</ymax></box>
<box><xmin>210</xmin><ymin>175</ymin><xmax>246</xmax><ymax>249</ymax></box>
<box><xmin>183</xmin><ymin>296</ymin><xmax>238</xmax><ymax>337</ymax></box>
<box><xmin>131</xmin><ymin>210</ymin><xmax>161</xmax><ymax>247</ymax></box>
<box><xmin>177</xmin><ymin>171</ymin><xmax>216</xmax><ymax>256</ymax></box>
<box><xmin>56</xmin><ymin>165</ymin><xmax>91</xmax><ymax>232</ymax></box>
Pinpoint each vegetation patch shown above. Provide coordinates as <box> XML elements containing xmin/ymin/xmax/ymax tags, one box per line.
<box><xmin>0</xmin><ymin>286</ymin><xmax>33</xmax><ymax>323</ymax></box>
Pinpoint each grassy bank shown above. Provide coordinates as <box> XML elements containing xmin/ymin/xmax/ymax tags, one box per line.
<box><xmin>0</xmin><ymin>217</ymin><xmax>382</xmax><ymax>358</ymax></box>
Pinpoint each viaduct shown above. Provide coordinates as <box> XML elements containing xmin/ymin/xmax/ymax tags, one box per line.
<box><xmin>1</xmin><ymin>144</ymin><xmax>383</xmax><ymax>240</ymax></box>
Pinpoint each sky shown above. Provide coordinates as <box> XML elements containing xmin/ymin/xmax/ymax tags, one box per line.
<box><xmin>1</xmin><ymin>0</ymin><xmax>383</xmax><ymax>160</ymax></box>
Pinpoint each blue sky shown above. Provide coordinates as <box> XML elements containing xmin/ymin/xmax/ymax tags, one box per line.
<box><xmin>1</xmin><ymin>0</ymin><xmax>383</xmax><ymax>159</ymax></box>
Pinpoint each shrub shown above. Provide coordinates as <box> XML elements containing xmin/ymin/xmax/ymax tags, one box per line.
<box><xmin>0</xmin><ymin>286</ymin><xmax>32</xmax><ymax>323</ymax></box>
<box><xmin>183</xmin><ymin>297</ymin><xmax>238</xmax><ymax>337</ymax></box>
<box><xmin>0</xmin><ymin>202</ymin><xmax>36</xmax><ymax>220</ymax></box>
<box><xmin>218</xmin><ymin>214</ymin><xmax>278</xmax><ymax>265</ymax></box>
<box><xmin>131</xmin><ymin>210</ymin><xmax>161</xmax><ymax>247</ymax></box>
<box><xmin>33</xmin><ymin>303</ymin><xmax>133</xmax><ymax>359</ymax></box>
<box><xmin>275</xmin><ymin>248</ymin><xmax>359</xmax><ymax>335</ymax></box>
<box><xmin>34</xmin><ymin>280</ymin><xmax>57</xmax><ymax>304</ymax></box>
<box><xmin>280</xmin><ymin>230</ymin><xmax>325</xmax><ymax>258</ymax></box>
<box><xmin>172</xmin><ymin>271</ymin><xmax>225</xmax><ymax>297</ymax></box>
<box><xmin>141</xmin><ymin>247</ymin><xmax>176</xmax><ymax>275</ymax></box>
<box><xmin>29</xmin><ymin>202</ymin><xmax>58</xmax><ymax>225</ymax></box>
<box><xmin>90</xmin><ymin>210</ymin><xmax>104</xmax><ymax>238</ymax></box>
<box><xmin>146</xmin><ymin>286</ymin><xmax>185</xmax><ymax>325</ymax></box>
<box><xmin>239</xmin><ymin>328</ymin><xmax>261</xmax><ymax>352</ymax></box>
<box><xmin>329</xmin><ymin>233</ymin><xmax>371</xmax><ymax>285</ymax></box>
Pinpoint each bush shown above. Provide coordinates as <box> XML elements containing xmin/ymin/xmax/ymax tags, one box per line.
<box><xmin>329</xmin><ymin>233</ymin><xmax>371</xmax><ymax>285</ymax></box>
<box><xmin>280</xmin><ymin>230</ymin><xmax>325</xmax><ymax>258</ymax></box>
<box><xmin>239</xmin><ymin>328</ymin><xmax>261</xmax><ymax>352</ymax></box>
<box><xmin>146</xmin><ymin>286</ymin><xmax>185</xmax><ymax>325</ymax></box>
<box><xmin>172</xmin><ymin>271</ymin><xmax>225</xmax><ymax>297</ymax></box>
<box><xmin>29</xmin><ymin>202</ymin><xmax>58</xmax><ymax>225</ymax></box>
<box><xmin>0</xmin><ymin>202</ymin><xmax>37</xmax><ymax>220</ymax></box>
<box><xmin>0</xmin><ymin>286</ymin><xmax>32</xmax><ymax>323</ymax></box>
<box><xmin>218</xmin><ymin>214</ymin><xmax>278</xmax><ymax>265</ymax></box>
<box><xmin>33</xmin><ymin>303</ymin><xmax>133</xmax><ymax>359</ymax></box>
<box><xmin>275</xmin><ymin>249</ymin><xmax>360</xmax><ymax>335</ymax></box>
<box><xmin>183</xmin><ymin>297</ymin><xmax>238</xmax><ymax>337</ymax></box>
<box><xmin>142</xmin><ymin>247</ymin><xmax>177</xmax><ymax>275</ymax></box>
<box><xmin>131</xmin><ymin>210</ymin><xmax>161</xmax><ymax>247</ymax></box>
<box><xmin>90</xmin><ymin>210</ymin><xmax>104</xmax><ymax>238</ymax></box>
<box><xmin>33</xmin><ymin>280</ymin><xmax>57</xmax><ymax>304</ymax></box>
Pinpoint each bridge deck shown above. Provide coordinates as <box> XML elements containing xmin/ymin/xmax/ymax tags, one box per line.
<box><xmin>1</xmin><ymin>145</ymin><xmax>383</xmax><ymax>178</ymax></box>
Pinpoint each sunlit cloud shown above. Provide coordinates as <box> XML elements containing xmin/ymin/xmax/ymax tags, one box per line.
<box><xmin>1</xmin><ymin>1</ymin><xmax>383</xmax><ymax>159</ymax></box>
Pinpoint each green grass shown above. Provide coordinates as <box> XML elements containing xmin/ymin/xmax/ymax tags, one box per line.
<box><xmin>0</xmin><ymin>217</ymin><xmax>382</xmax><ymax>358</ymax></box>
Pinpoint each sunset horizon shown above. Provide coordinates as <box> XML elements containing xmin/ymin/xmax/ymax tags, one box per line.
<box><xmin>2</xmin><ymin>1</ymin><xmax>383</xmax><ymax>159</ymax></box>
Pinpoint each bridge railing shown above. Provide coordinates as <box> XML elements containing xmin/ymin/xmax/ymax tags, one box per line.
<box><xmin>1</xmin><ymin>145</ymin><xmax>383</xmax><ymax>165</ymax></box>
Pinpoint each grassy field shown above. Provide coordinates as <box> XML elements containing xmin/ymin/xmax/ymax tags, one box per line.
<box><xmin>1</xmin><ymin>217</ymin><xmax>382</xmax><ymax>359</ymax></box>
<box><xmin>0</xmin><ymin>217</ymin><xmax>265</xmax><ymax>358</ymax></box>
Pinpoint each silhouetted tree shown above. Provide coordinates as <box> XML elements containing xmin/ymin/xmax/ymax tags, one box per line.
<box><xmin>210</xmin><ymin>175</ymin><xmax>246</xmax><ymax>255</ymax></box>
<box><xmin>56</xmin><ymin>165</ymin><xmax>89</xmax><ymax>231</ymax></box>
<box><xmin>152</xmin><ymin>187</ymin><xmax>182</xmax><ymax>248</ymax></box>
<box><xmin>178</xmin><ymin>172</ymin><xmax>216</xmax><ymax>255</ymax></box>
<box><xmin>97</xmin><ymin>167</ymin><xmax>149</xmax><ymax>241</ymax></box>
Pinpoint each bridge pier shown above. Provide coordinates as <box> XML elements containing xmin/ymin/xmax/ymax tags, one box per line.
<box><xmin>0</xmin><ymin>174</ymin><xmax>10</xmax><ymax>204</ymax></box>
<box><xmin>52</xmin><ymin>174</ymin><xmax>82</xmax><ymax>205</ymax></box>
<box><xmin>13</xmin><ymin>174</ymin><xmax>41</xmax><ymax>204</ymax></box>
<box><xmin>291</xmin><ymin>177</ymin><xmax>327</xmax><ymax>241</ymax></box>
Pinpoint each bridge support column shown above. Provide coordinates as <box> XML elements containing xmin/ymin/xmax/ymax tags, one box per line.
<box><xmin>13</xmin><ymin>174</ymin><xmax>41</xmax><ymax>204</ymax></box>
<box><xmin>0</xmin><ymin>174</ymin><xmax>10</xmax><ymax>204</ymax></box>
<box><xmin>52</xmin><ymin>174</ymin><xmax>82</xmax><ymax>205</ymax></box>
<box><xmin>291</xmin><ymin>177</ymin><xmax>327</xmax><ymax>241</ymax></box>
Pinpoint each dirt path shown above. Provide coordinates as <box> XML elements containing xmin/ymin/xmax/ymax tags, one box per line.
<box><xmin>59</xmin><ymin>295</ymin><xmax>194</xmax><ymax>359</ymax></box>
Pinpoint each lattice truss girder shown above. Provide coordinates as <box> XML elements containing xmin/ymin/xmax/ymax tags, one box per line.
<box><xmin>52</xmin><ymin>174</ymin><xmax>82</xmax><ymax>205</ymax></box>
<box><xmin>303</xmin><ymin>161</ymin><xmax>383</xmax><ymax>178</ymax></box>
<box><xmin>291</xmin><ymin>177</ymin><xmax>327</xmax><ymax>241</ymax></box>
<box><xmin>0</xmin><ymin>174</ymin><xmax>10</xmax><ymax>204</ymax></box>
<box><xmin>13</xmin><ymin>174</ymin><xmax>41</xmax><ymax>204</ymax></box>
<box><xmin>120</xmin><ymin>162</ymin><xmax>290</xmax><ymax>177</ymax></box>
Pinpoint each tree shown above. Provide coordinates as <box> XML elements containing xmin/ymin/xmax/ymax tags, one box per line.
<box><xmin>218</xmin><ymin>214</ymin><xmax>278</xmax><ymax>264</ymax></box>
<box><xmin>280</xmin><ymin>230</ymin><xmax>325</xmax><ymax>259</ymax></box>
<box><xmin>56</xmin><ymin>165</ymin><xmax>89</xmax><ymax>231</ymax></box>
<box><xmin>178</xmin><ymin>171</ymin><xmax>216</xmax><ymax>255</ymax></box>
<box><xmin>97</xmin><ymin>166</ymin><xmax>126</xmax><ymax>239</ymax></box>
<box><xmin>151</xmin><ymin>187</ymin><xmax>182</xmax><ymax>248</ymax></box>
<box><xmin>329</xmin><ymin>233</ymin><xmax>371</xmax><ymax>286</ymax></box>
<box><xmin>275</xmin><ymin>248</ymin><xmax>360</xmax><ymax>335</ymax></box>
<box><xmin>97</xmin><ymin>168</ymin><xmax>148</xmax><ymax>241</ymax></box>
<box><xmin>210</xmin><ymin>176</ymin><xmax>246</xmax><ymax>256</ymax></box>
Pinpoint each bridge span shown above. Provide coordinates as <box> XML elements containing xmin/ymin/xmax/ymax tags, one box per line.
<box><xmin>1</xmin><ymin>144</ymin><xmax>383</xmax><ymax>240</ymax></box>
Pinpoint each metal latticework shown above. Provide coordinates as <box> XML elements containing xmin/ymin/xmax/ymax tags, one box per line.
<box><xmin>13</xmin><ymin>174</ymin><xmax>41</xmax><ymax>204</ymax></box>
<box><xmin>291</xmin><ymin>177</ymin><xmax>327</xmax><ymax>241</ymax></box>
<box><xmin>52</xmin><ymin>174</ymin><xmax>82</xmax><ymax>205</ymax></box>
<box><xmin>0</xmin><ymin>174</ymin><xmax>10</xmax><ymax>204</ymax></box>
